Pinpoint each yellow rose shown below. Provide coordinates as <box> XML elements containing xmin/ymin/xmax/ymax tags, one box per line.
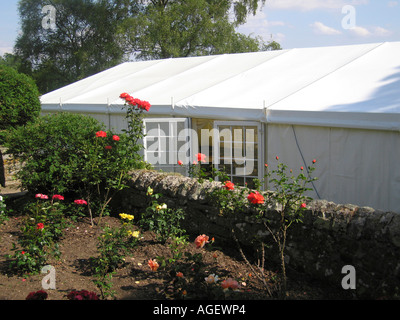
<box><xmin>120</xmin><ymin>213</ymin><xmax>134</xmax><ymax>220</ymax></box>
<box><xmin>131</xmin><ymin>231</ymin><xmax>140</xmax><ymax>238</ymax></box>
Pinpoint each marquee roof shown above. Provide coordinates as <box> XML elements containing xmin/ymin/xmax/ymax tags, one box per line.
<box><xmin>41</xmin><ymin>41</ymin><xmax>400</xmax><ymax>130</ymax></box>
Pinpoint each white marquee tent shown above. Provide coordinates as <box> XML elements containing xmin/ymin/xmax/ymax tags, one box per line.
<box><xmin>41</xmin><ymin>41</ymin><xmax>400</xmax><ymax>213</ymax></box>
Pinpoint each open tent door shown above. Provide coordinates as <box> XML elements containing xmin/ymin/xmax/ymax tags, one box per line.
<box><xmin>213</xmin><ymin>121</ymin><xmax>263</xmax><ymax>189</ymax></box>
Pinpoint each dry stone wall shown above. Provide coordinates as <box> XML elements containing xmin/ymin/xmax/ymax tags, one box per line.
<box><xmin>113</xmin><ymin>170</ymin><xmax>400</xmax><ymax>299</ymax></box>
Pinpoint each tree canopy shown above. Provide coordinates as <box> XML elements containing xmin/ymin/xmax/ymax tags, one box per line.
<box><xmin>13</xmin><ymin>0</ymin><xmax>279</xmax><ymax>93</ymax></box>
<box><xmin>15</xmin><ymin>0</ymin><xmax>126</xmax><ymax>93</ymax></box>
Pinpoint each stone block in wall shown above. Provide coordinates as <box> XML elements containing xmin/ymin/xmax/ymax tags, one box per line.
<box><xmin>0</xmin><ymin>146</ymin><xmax>22</xmax><ymax>190</ymax></box>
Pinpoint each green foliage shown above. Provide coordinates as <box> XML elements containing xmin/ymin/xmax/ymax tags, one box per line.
<box><xmin>3</xmin><ymin>112</ymin><xmax>104</xmax><ymax>195</ymax></box>
<box><xmin>121</xmin><ymin>0</ymin><xmax>272</xmax><ymax>60</ymax></box>
<box><xmin>0</xmin><ymin>196</ymin><xmax>7</xmax><ymax>224</ymax></box>
<box><xmin>90</xmin><ymin>214</ymin><xmax>140</xmax><ymax>299</ymax></box>
<box><xmin>262</xmin><ymin>159</ymin><xmax>317</xmax><ymax>226</ymax></box>
<box><xmin>205</xmin><ymin>157</ymin><xmax>318</xmax><ymax>298</ymax></box>
<box><xmin>4</xmin><ymin>112</ymin><xmax>146</xmax><ymax>224</ymax></box>
<box><xmin>249</xmin><ymin>158</ymin><xmax>318</xmax><ymax>296</ymax></box>
<box><xmin>139</xmin><ymin>187</ymin><xmax>186</xmax><ymax>243</ymax></box>
<box><xmin>0</xmin><ymin>65</ymin><xmax>40</xmax><ymax>131</ymax></box>
<box><xmin>15</xmin><ymin>0</ymin><xmax>126</xmax><ymax>93</ymax></box>
<box><xmin>5</xmin><ymin>195</ymin><xmax>68</xmax><ymax>275</ymax></box>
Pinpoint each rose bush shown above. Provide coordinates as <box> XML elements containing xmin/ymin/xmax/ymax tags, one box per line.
<box><xmin>4</xmin><ymin>93</ymin><xmax>152</xmax><ymax>225</ymax></box>
<box><xmin>6</xmin><ymin>193</ymin><xmax>68</xmax><ymax>275</ymax></box>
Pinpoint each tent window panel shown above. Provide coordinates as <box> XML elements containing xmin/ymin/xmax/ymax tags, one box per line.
<box><xmin>144</xmin><ymin>118</ymin><xmax>190</xmax><ymax>173</ymax></box>
<box><xmin>145</xmin><ymin>137</ymin><xmax>166</xmax><ymax>152</ymax></box>
<box><xmin>145</xmin><ymin>122</ymin><xmax>159</xmax><ymax>134</ymax></box>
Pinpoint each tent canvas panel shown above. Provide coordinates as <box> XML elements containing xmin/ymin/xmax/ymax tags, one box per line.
<box><xmin>267</xmin><ymin>123</ymin><xmax>400</xmax><ymax>212</ymax></box>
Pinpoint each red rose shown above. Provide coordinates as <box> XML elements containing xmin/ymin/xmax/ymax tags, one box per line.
<box><xmin>224</xmin><ymin>181</ymin><xmax>235</xmax><ymax>191</ymax></box>
<box><xmin>140</xmin><ymin>100</ymin><xmax>151</xmax><ymax>112</ymax></box>
<box><xmin>105</xmin><ymin>145</ymin><xmax>112</xmax><ymax>150</ymax></box>
<box><xmin>74</xmin><ymin>199</ymin><xmax>87</xmax><ymax>205</ymax></box>
<box><xmin>196</xmin><ymin>153</ymin><xmax>207</xmax><ymax>163</ymax></box>
<box><xmin>312</xmin><ymin>159</ymin><xmax>317</xmax><ymax>164</ymax></box>
<box><xmin>178</xmin><ymin>160</ymin><xmax>183</xmax><ymax>166</ymax></box>
<box><xmin>37</xmin><ymin>223</ymin><xmax>44</xmax><ymax>230</ymax></box>
<box><xmin>247</xmin><ymin>191</ymin><xmax>265</xmax><ymax>204</ymax></box>
<box><xmin>96</xmin><ymin>131</ymin><xmax>107</xmax><ymax>138</ymax></box>
<box><xmin>300</xmin><ymin>203</ymin><xmax>307</xmax><ymax>208</ymax></box>
<box><xmin>120</xmin><ymin>92</ymin><xmax>129</xmax><ymax>99</ymax></box>
<box><xmin>52</xmin><ymin>194</ymin><xmax>64</xmax><ymax>201</ymax></box>
<box><xmin>112</xmin><ymin>135</ymin><xmax>120</xmax><ymax>141</ymax></box>
<box><xmin>125</xmin><ymin>96</ymin><xmax>134</xmax><ymax>103</ymax></box>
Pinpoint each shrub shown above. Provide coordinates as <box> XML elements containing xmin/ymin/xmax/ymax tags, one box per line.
<box><xmin>3</xmin><ymin>112</ymin><xmax>104</xmax><ymax>195</ymax></box>
<box><xmin>6</xmin><ymin>193</ymin><xmax>66</xmax><ymax>275</ymax></box>
<box><xmin>4</xmin><ymin>112</ymin><xmax>148</xmax><ymax>224</ymax></box>
<box><xmin>0</xmin><ymin>65</ymin><xmax>41</xmax><ymax>132</ymax></box>
<box><xmin>90</xmin><ymin>214</ymin><xmax>140</xmax><ymax>299</ymax></box>
<box><xmin>139</xmin><ymin>187</ymin><xmax>186</xmax><ymax>243</ymax></box>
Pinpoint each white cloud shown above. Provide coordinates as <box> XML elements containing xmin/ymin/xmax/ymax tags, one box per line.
<box><xmin>388</xmin><ymin>1</ymin><xmax>398</xmax><ymax>7</ymax></box>
<box><xmin>267</xmin><ymin>0</ymin><xmax>368</xmax><ymax>11</ymax></box>
<box><xmin>238</xmin><ymin>10</ymin><xmax>286</xmax><ymax>43</ymax></box>
<box><xmin>242</xmin><ymin>11</ymin><xmax>285</xmax><ymax>29</ymax></box>
<box><xmin>372</xmin><ymin>26</ymin><xmax>392</xmax><ymax>37</ymax></box>
<box><xmin>349</xmin><ymin>26</ymin><xmax>372</xmax><ymax>37</ymax></box>
<box><xmin>348</xmin><ymin>26</ymin><xmax>392</xmax><ymax>37</ymax></box>
<box><xmin>311</xmin><ymin>22</ymin><xmax>342</xmax><ymax>35</ymax></box>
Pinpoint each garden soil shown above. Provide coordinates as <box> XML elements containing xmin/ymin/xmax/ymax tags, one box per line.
<box><xmin>0</xmin><ymin>188</ymin><xmax>354</xmax><ymax>301</ymax></box>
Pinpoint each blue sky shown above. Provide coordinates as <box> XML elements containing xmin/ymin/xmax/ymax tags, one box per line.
<box><xmin>238</xmin><ymin>0</ymin><xmax>400</xmax><ymax>48</ymax></box>
<box><xmin>1</xmin><ymin>0</ymin><xmax>399</xmax><ymax>56</ymax></box>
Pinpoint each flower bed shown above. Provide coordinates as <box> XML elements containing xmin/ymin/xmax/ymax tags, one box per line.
<box><xmin>0</xmin><ymin>203</ymin><xmax>352</xmax><ymax>300</ymax></box>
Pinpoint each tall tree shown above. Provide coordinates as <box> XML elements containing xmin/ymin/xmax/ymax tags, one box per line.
<box><xmin>15</xmin><ymin>0</ymin><xmax>127</xmax><ymax>93</ymax></box>
<box><xmin>118</xmin><ymin>0</ymin><xmax>274</xmax><ymax>60</ymax></box>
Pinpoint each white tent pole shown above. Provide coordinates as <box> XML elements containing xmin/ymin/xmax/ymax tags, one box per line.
<box><xmin>263</xmin><ymin>99</ymin><xmax>268</xmax><ymax>191</ymax></box>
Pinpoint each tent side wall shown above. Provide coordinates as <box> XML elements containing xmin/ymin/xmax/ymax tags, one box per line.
<box><xmin>266</xmin><ymin>123</ymin><xmax>400</xmax><ymax>212</ymax></box>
